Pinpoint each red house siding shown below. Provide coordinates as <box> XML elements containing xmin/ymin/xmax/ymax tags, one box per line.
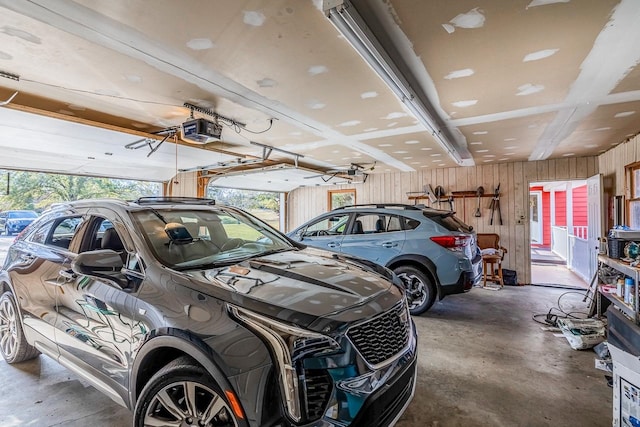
<box><xmin>555</xmin><ymin>191</ymin><xmax>567</xmax><ymax>227</ymax></box>
<box><xmin>572</xmin><ymin>185</ymin><xmax>587</xmax><ymax>227</ymax></box>
<box><xmin>530</xmin><ymin>185</ymin><xmax>588</xmax><ymax>248</ymax></box>
<box><xmin>543</xmin><ymin>192</ymin><xmax>551</xmax><ymax>246</ymax></box>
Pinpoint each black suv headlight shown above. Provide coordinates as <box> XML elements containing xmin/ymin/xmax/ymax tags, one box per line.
<box><xmin>229</xmin><ymin>305</ymin><xmax>340</xmax><ymax>423</ymax></box>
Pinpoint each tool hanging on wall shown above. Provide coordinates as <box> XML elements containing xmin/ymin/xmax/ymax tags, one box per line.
<box><xmin>424</xmin><ymin>184</ymin><xmax>437</xmax><ymax>204</ymax></box>
<box><xmin>474</xmin><ymin>186</ymin><xmax>484</xmax><ymax>217</ymax></box>
<box><xmin>434</xmin><ymin>185</ymin><xmax>454</xmax><ymax>211</ymax></box>
<box><xmin>489</xmin><ymin>183</ymin><xmax>502</xmax><ymax>225</ymax></box>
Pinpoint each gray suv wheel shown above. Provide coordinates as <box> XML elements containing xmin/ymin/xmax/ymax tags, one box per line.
<box><xmin>394</xmin><ymin>266</ymin><xmax>436</xmax><ymax>315</ymax></box>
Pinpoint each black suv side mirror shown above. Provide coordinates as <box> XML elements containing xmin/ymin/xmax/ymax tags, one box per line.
<box><xmin>72</xmin><ymin>249</ymin><xmax>126</xmax><ymax>288</ymax></box>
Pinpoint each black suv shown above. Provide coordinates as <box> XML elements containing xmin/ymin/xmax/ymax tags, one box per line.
<box><xmin>0</xmin><ymin>198</ymin><xmax>417</xmax><ymax>427</ymax></box>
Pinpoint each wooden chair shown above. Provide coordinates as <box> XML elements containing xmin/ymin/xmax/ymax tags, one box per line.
<box><xmin>477</xmin><ymin>233</ymin><xmax>508</xmax><ymax>288</ymax></box>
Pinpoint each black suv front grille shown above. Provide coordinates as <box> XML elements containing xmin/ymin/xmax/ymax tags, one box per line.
<box><xmin>346</xmin><ymin>303</ymin><xmax>410</xmax><ymax>366</ymax></box>
<box><xmin>302</xmin><ymin>369</ymin><xmax>333</xmax><ymax>420</ymax></box>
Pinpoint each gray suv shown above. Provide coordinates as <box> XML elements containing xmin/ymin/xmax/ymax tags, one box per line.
<box><xmin>0</xmin><ymin>197</ymin><xmax>416</xmax><ymax>427</ymax></box>
<box><xmin>288</xmin><ymin>204</ymin><xmax>482</xmax><ymax>315</ymax></box>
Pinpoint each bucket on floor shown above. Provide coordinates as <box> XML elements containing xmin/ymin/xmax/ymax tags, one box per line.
<box><xmin>503</xmin><ymin>269</ymin><xmax>517</xmax><ymax>285</ymax></box>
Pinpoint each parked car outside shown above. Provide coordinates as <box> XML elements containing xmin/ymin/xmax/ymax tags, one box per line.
<box><xmin>0</xmin><ymin>210</ymin><xmax>38</xmax><ymax>236</ymax></box>
<box><xmin>287</xmin><ymin>204</ymin><xmax>482</xmax><ymax>315</ymax></box>
<box><xmin>0</xmin><ymin>197</ymin><xmax>417</xmax><ymax>427</ymax></box>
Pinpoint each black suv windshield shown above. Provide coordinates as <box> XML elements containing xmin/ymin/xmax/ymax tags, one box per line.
<box><xmin>132</xmin><ymin>207</ymin><xmax>293</xmax><ymax>270</ymax></box>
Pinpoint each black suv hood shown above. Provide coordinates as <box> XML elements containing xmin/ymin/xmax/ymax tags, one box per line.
<box><xmin>191</xmin><ymin>248</ymin><xmax>400</xmax><ymax>325</ymax></box>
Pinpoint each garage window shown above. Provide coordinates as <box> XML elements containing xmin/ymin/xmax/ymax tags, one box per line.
<box><xmin>328</xmin><ymin>189</ymin><xmax>355</xmax><ymax>210</ymax></box>
<box><xmin>627</xmin><ymin>161</ymin><xmax>640</xmax><ymax>229</ymax></box>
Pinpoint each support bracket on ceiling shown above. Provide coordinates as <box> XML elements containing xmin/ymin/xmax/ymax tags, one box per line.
<box><xmin>250</xmin><ymin>141</ymin><xmax>304</xmax><ymax>168</ymax></box>
<box><xmin>0</xmin><ymin>91</ymin><xmax>18</xmax><ymax>106</ymax></box>
<box><xmin>0</xmin><ymin>70</ymin><xmax>19</xmax><ymax>106</ymax></box>
<box><xmin>178</xmin><ymin>157</ymin><xmax>264</xmax><ymax>173</ymax></box>
<box><xmin>126</xmin><ymin>133</ymin><xmax>170</xmax><ymax>157</ymax></box>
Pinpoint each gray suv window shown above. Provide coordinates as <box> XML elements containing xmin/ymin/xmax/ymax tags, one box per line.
<box><xmin>425</xmin><ymin>212</ymin><xmax>472</xmax><ymax>233</ymax></box>
<box><xmin>349</xmin><ymin>213</ymin><xmax>407</xmax><ymax>234</ymax></box>
<box><xmin>301</xmin><ymin>213</ymin><xmax>350</xmax><ymax>237</ymax></box>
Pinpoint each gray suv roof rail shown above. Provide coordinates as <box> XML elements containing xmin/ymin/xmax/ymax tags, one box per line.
<box><xmin>133</xmin><ymin>197</ymin><xmax>216</xmax><ymax>205</ymax></box>
<box><xmin>333</xmin><ymin>203</ymin><xmax>424</xmax><ymax>211</ymax></box>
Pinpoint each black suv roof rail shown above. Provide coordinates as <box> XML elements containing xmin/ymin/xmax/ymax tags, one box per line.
<box><xmin>133</xmin><ymin>197</ymin><xmax>216</xmax><ymax>205</ymax></box>
<box><xmin>333</xmin><ymin>203</ymin><xmax>424</xmax><ymax>211</ymax></box>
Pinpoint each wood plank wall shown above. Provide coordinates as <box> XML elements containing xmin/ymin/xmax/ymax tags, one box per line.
<box><xmin>287</xmin><ymin>157</ymin><xmax>598</xmax><ymax>284</ymax></box>
<box><xmin>598</xmin><ymin>134</ymin><xmax>640</xmax><ymax>212</ymax></box>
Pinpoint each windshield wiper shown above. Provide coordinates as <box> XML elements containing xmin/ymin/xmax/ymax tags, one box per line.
<box><xmin>172</xmin><ymin>259</ymin><xmax>237</xmax><ymax>272</ymax></box>
<box><xmin>147</xmin><ymin>207</ymin><xmax>167</xmax><ymax>224</ymax></box>
<box><xmin>254</xmin><ymin>247</ymin><xmax>294</xmax><ymax>257</ymax></box>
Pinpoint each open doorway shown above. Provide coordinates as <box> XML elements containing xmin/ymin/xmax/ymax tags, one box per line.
<box><xmin>529</xmin><ymin>180</ymin><xmax>590</xmax><ymax>288</ymax></box>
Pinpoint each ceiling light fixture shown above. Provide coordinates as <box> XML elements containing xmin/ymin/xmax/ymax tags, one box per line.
<box><xmin>324</xmin><ymin>0</ymin><xmax>466</xmax><ymax>166</ymax></box>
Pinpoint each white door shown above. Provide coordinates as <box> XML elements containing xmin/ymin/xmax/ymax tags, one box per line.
<box><xmin>587</xmin><ymin>174</ymin><xmax>603</xmax><ymax>281</ymax></box>
<box><xmin>530</xmin><ymin>191</ymin><xmax>543</xmax><ymax>244</ymax></box>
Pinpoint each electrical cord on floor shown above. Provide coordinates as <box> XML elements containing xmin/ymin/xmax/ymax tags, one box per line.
<box><xmin>532</xmin><ymin>290</ymin><xmax>593</xmax><ymax>327</ymax></box>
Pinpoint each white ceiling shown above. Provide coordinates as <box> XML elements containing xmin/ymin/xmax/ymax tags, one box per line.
<box><xmin>0</xmin><ymin>0</ymin><xmax>638</xmax><ymax>189</ymax></box>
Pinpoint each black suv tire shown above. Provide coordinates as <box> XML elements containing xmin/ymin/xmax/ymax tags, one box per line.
<box><xmin>0</xmin><ymin>291</ymin><xmax>40</xmax><ymax>363</ymax></box>
<box><xmin>134</xmin><ymin>355</ymin><xmax>240</xmax><ymax>427</ymax></box>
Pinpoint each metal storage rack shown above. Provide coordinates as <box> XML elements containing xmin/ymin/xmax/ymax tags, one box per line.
<box><xmin>596</xmin><ymin>255</ymin><xmax>640</xmax><ymax>324</ymax></box>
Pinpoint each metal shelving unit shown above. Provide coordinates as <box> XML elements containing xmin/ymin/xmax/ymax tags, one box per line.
<box><xmin>597</xmin><ymin>255</ymin><xmax>640</xmax><ymax>324</ymax></box>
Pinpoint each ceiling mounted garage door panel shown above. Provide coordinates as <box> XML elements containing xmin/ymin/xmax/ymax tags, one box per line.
<box><xmin>0</xmin><ymin>107</ymin><xmax>240</xmax><ymax>181</ymax></box>
<box><xmin>208</xmin><ymin>165</ymin><xmax>352</xmax><ymax>193</ymax></box>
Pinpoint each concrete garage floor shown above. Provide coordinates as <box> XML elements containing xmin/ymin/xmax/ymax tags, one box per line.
<box><xmin>0</xmin><ymin>284</ymin><xmax>611</xmax><ymax>426</ymax></box>
<box><xmin>397</xmin><ymin>285</ymin><xmax>611</xmax><ymax>427</ymax></box>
